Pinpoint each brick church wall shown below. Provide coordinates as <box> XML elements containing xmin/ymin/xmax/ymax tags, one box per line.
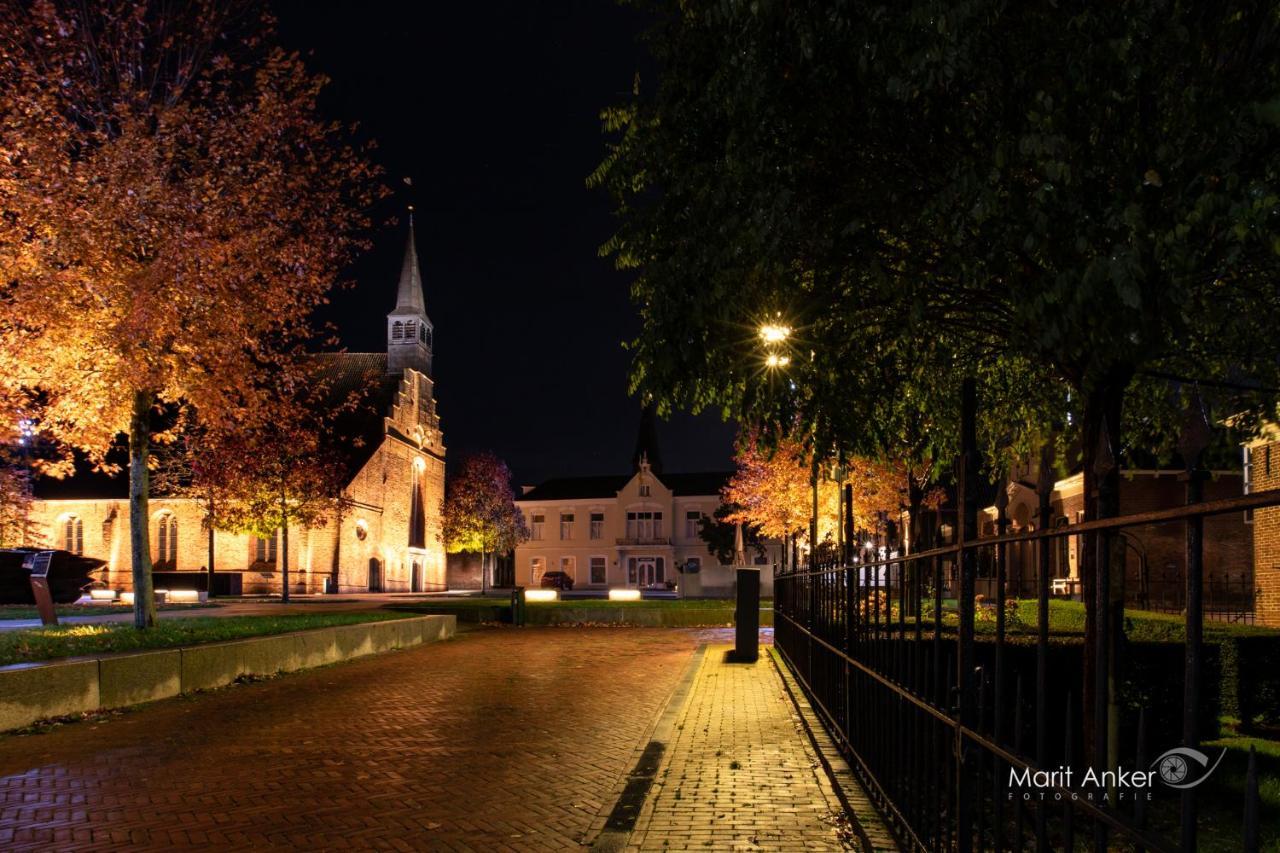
<box><xmin>1252</xmin><ymin>440</ymin><xmax>1280</xmax><ymax>626</ymax></box>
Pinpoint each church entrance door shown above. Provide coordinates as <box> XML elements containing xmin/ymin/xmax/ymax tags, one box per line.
<box><xmin>411</xmin><ymin>561</ymin><xmax>422</xmax><ymax>593</ymax></box>
<box><xmin>368</xmin><ymin>558</ymin><xmax>382</xmax><ymax>593</ymax></box>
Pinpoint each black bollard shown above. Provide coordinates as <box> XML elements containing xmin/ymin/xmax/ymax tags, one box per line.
<box><xmin>735</xmin><ymin>567</ymin><xmax>760</xmax><ymax>662</ymax></box>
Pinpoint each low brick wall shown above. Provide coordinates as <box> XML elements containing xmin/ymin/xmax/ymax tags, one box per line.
<box><xmin>0</xmin><ymin>614</ymin><xmax>455</xmax><ymax>733</ymax></box>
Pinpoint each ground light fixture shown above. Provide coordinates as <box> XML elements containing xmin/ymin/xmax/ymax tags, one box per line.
<box><xmin>608</xmin><ymin>588</ymin><xmax>642</xmax><ymax>601</ymax></box>
<box><xmin>523</xmin><ymin>589</ymin><xmax>558</xmax><ymax>602</ymax></box>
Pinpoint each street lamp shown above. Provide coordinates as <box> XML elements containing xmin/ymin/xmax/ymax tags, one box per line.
<box><xmin>759</xmin><ymin>323</ymin><xmax>791</xmax><ymax>344</ymax></box>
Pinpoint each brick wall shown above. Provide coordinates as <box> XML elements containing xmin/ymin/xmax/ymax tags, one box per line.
<box><xmin>1252</xmin><ymin>440</ymin><xmax>1280</xmax><ymax>626</ymax></box>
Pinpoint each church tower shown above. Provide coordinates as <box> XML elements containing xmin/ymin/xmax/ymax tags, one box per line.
<box><xmin>387</xmin><ymin>212</ymin><xmax>434</xmax><ymax>376</ymax></box>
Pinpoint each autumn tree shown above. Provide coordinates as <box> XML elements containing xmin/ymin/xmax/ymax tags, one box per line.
<box><xmin>442</xmin><ymin>452</ymin><xmax>529</xmax><ymax>592</ymax></box>
<box><xmin>722</xmin><ymin>431</ymin><xmax>907</xmax><ymax>561</ymax></box>
<box><xmin>0</xmin><ymin>452</ymin><xmax>35</xmax><ymax>548</ymax></box>
<box><xmin>0</xmin><ymin>1</ymin><xmax>379</xmax><ymax>626</ymax></box>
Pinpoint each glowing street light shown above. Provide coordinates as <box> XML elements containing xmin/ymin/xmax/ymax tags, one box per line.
<box><xmin>759</xmin><ymin>323</ymin><xmax>791</xmax><ymax>344</ymax></box>
<box><xmin>765</xmin><ymin>353</ymin><xmax>791</xmax><ymax>368</ymax></box>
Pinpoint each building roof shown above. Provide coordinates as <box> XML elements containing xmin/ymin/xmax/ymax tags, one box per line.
<box><xmin>517</xmin><ymin>470</ymin><xmax>731</xmax><ymax>502</ymax></box>
<box><xmin>393</xmin><ymin>214</ymin><xmax>428</xmax><ymax>318</ymax></box>
<box><xmin>309</xmin><ymin>352</ymin><xmax>402</xmax><ymax>480</ymax></box>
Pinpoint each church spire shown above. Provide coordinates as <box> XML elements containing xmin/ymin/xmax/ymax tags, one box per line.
<box><xmin>395</xmin><ymin>209</ymin><xmax>428</xmax><ymax>315</ymax></box>
<box><xmin>387</xmin><ymin>209</ymin><xmax>434</xmax><ymax>376</ymax></box>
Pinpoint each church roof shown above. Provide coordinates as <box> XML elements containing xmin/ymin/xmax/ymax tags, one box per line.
<box><xmin>393</xmin><ymin>215</ymin><xmax>428</xmax><ymax>318</ymax></box>
<box><xmin>517</xmin><ymin>471</ymin><xmax>731</xmax><ymax>502</ymax></box>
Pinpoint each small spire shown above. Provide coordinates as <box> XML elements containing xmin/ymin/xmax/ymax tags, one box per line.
<box><xmin>394</xmin><ymin>211</ymin><xmax>427</xmax><ymax>315</ymax></box>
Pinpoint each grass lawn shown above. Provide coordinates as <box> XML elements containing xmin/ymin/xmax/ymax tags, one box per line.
<box><xmin>930</xmin><ymin>599</ymin><xmax>1278</xmax><ymax>641</ymax></box>
<box><xmin>0</xmin><ymin>602</ymin><xmax>221</xmax><ymax>620</ymax></box>
<box><xmin>0</xmin><ymin>611</ymin><xmax>410</xmax><ymax>667</ymax></box>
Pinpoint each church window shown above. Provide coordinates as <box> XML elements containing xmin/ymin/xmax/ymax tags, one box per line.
<box><xmin>63</xmin><ymin>516</ymin><xmax>83</xmax><ymax>555</ymax></box>
<box><xmin>405</xmin><ymin>320</ymin><xmax>416</xmax><ymax>342</ymax></box>
<box><xmin>253</xmin><ymin>533</ymin><xmax>277</xmax><ymax>565</ymax></box>
<box><xmin>409</xmin><ymin>464</ymin><xmax>426</xmax><ymax>549</ymax></box>
<box><xmin>419</xmin><ymin>324</ymin><xmax>428</xmax><ymax>344</ymax></box>
<box><xmin>392</xmin><ymin>321</ymin><xmax>404</xmax><ymax>341</ymax></box>
<box><xmin>155</xmin><ymin>513</ymin><xmax>178</xmax><ymax>567</ymax></box>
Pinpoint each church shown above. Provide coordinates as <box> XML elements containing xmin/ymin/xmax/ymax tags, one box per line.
<box><xmin>25</xmin><ymin>221</ymin><xmax>447</xmax><ymax>596</ymax></box>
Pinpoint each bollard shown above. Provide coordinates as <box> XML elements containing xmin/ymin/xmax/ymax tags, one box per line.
<box><xmin>511</xmin><ymin>586</ymin><xmax>527</xmax><ymax>627</ymax></box>
<box><xmin>734</xmin><ymin>567</ymin><xmax>760</xmax><ymax>662</ymax></box>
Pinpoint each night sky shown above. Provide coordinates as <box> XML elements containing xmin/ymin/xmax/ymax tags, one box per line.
<box><xmin>273</xmin><ymin>1</ymin><xmax>736</xmax><ymax>487</ymax></box>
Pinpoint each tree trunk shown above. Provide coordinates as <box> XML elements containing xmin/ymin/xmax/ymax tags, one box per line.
<box><xmin>280</xmin><ymin>492</ymin><xmax>290</xmax><ymax>603</ymax></box>
<box><xmin>128</xmin><ymin>390</ymin><xmax>156</xmax><ymax>629</ymax></box>
<box><xmin>206</xmin><ymin>518</ymin><xmax>216</xmax><ymax>599</ymax></box>
<box><xmin>1079</xmin><ymin>377</ymin><xmax>1128</xmax><ymax>773</ymax></box>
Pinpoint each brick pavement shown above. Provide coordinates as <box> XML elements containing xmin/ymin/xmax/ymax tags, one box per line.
<box><xmin>620</xmin><ymin>645</ymin><xmax>857</xmax><ymax>851</ymax></box>
<box><xmin>0</xmin><ymin>627</ymin><xmax>702</xmax><ymax>851</ymax></box>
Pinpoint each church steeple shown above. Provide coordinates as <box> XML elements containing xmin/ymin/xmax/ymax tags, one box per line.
<box><xmin>387</xmin><ymin>210</ymin><xmax>434</xmax><ymax>376</ymax></box>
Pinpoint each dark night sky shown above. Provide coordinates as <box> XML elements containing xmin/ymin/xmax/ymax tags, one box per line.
<box><xmin>273</xmin><ymin>0</ymin><xmax>736</xmax><ymax>486</ymax></box>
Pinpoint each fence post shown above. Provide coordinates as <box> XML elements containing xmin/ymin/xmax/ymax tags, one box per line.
<box><xmin>1035</xmin><ymin>442</ymin><xmax>1054</xmax><ymax>852</ymax></box>
<box><xmin>956</xmin><ymin>376</ymin><xmax>980</xmax><ymax>853</ymax></box>
<box><xmin>1179</xmin><ymin>392</ymin><xmax>1211</xmax><ymax>853</ymax></box>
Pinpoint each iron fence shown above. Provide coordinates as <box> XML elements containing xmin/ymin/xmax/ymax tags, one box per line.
<box><xmin>774</xmin><ymin>397</ymin><xmax>1268</xmax><ymax>852</ymax></box>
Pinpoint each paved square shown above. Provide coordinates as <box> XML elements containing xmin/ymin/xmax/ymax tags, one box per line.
<box><xmin>0</xmin><ymin>628</ymin><xmax>700</xmax><ymax>850</ymax></box>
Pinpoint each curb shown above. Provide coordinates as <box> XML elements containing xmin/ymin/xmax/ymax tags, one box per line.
<box><xmin>0</xmin><ymin>614</ymin><xmax>455</xmax><ymax>733</ymax></box>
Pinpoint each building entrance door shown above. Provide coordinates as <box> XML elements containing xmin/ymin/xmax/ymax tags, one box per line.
<box><xmin>636</xmin><ymin>557</ymin><xmax>662</xmax><ymax>588</ymax></box>
<box><xmin>411</xmin><ymin>561</ymin><xmax>422</xmax><ymax>593</ymax></box>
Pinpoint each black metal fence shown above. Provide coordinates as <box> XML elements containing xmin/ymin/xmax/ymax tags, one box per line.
<box><xmin>774</xmin><ymin>393</ymin><xmax>1268</xmax><ymax>852</ymax></box>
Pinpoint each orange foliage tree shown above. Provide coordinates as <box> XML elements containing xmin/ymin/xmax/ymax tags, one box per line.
<box><xmin>0</xmin><ymin>2</ymin><xmax>379</xmax><ymax>626</ymax></box>
<box><xmin>722</xmin><ymin>431</ymin><xmax>908</xmax><ymax>556</ymax></box>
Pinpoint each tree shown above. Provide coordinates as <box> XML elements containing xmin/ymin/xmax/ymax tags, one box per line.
<box><xmin>721</xmin><ymin>430</ymin><xmax>906</xmax><ymax>559</ymax></box>
<box><xmin>0</xmin><ymin>1</ymin><xmax>380</xmax><ymax>626</ymax></box>
<box><xmin>442</xmin><ymin>452</ymin><xmax>529</xmax><ymax>592</ymax></box>
<box><xmin>696</xmin><ymin>505</ymin><xmax>765</xmax><ymax>566</ymax></box>
<box><xmin>0</xmin><ymin>452</ymin><xmax>36</xmax><ymax>548</ymax></box>
<box><xmin>215</xmin><ymin>357</ymin><xmax>367</xmax><ymax>603</ymax></box>
<box><xmin>595</xmin><ymin>0</ymin><xmax>1280</xmax><ymax>770</ymax></box>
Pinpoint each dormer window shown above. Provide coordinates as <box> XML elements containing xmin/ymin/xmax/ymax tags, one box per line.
<box><xmin>639</xmin><ymin>485</ymin><xmax>651</xmax><ymax>497</ymax></box>
<box><xmin>392</xmin><ymin>321</ymin><xmax>404</xmax><ymax>341</ymax></box>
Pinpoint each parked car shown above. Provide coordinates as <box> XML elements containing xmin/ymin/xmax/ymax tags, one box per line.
<box><xmin>539</xmin><ymin>571</ymin><xmax>574</xmax><ymax>591</ymax></box>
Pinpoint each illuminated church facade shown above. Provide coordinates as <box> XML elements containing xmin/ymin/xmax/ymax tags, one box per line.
<box><xmin>26</xmin><ymin>221</ymin><xmax>447</xmax><ymax>595</ymax></box>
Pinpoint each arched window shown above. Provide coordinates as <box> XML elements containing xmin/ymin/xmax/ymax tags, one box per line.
<box><xmin>63</xmin><ymin>516</ymin><xmax>83</xmax><ymax>555</ymax></box>
<box><xmin>409</xmin><ymin>461</ymin><xmax>426</xmax><ymax>549</ymax></box>
<box><xmin>418</xmin><ymin>324</ymin><xmax>428</xmax><ymax>344</ymax></box>
<box><xmin>391</xmin><ymin>320</ymin><xmax>404</xmax><ymax>341</ymax></box>
<box><xmin>155</xmin><ymin>513</ymin><xmax>178</xmax><ymax>567</ymax></box>
<box><xmin>404</xmin><ymin>320</ymin><xmax>417</xmax><ymax>342</ymax></box>
<box><xmin>423</xmin><ymin>326</ymin><xmax>432</xmax><ymax>348</ymax></box>
<box><xmin>253</xmin><ymin>532</ymin><xmax>278</xmax><ymax>565</ymax></box>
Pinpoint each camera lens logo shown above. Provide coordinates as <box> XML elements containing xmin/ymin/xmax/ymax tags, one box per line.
<box><xmin>1151</xmin><ymin>747</ymin><xmax>1225</xmax><ymax>790</ymax></box>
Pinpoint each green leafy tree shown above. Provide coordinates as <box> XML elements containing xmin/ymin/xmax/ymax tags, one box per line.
<box><xmin>442</xmin><ymin>452</ymin><xmax>529</xmax><ymax>592</ymax></box>
<box><xmin>594</xmin><ymin>0</ymin><xmax>1280</xmax><ymax>770</ymax></box>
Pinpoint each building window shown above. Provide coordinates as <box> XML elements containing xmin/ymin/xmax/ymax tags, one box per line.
<box><xmin>530</xmin><ymin>513</ymin><xmax>545</xmax><ymax>540</ymax></box>
<box><xmin>155</xmin><ymin>513</ymin><xmax>178</xmax><ymax>567</ymax></box>
<box><xmin>254</xmin><ymin>533</ymin><xmax>278</xmax><ymax>565</ymax></box>
<box><xmin>63</xmin><ymin>516</ymin><xmax>83</xmax><ymax>555</ymax></box>
<box><xmin>590</xmin><ymin>556</ymin><xmax>607</xmax><ymax>585</ymax></box>
<box><xmin>409</xmin><ymin>462</ymin><xmax>426</xmax><ymax>549</ymax></box>
<box><xmin>560</xmin><ymin>512</ymin><xmax>574</xmax><ymax>540</ymax></box>
<box><xmin>530</xmin><ymin>556</ymin><xmax>545</xmax><ymax>584</ymax></box>
<box><xmin>405</xmin><ymin>320</ymin><xmax>417</xmax><ymax>341</ymax></box>
<box><xmin>419</xmin><ymin>324</ymin><xmax>428</xmax><ymax>344</ymax></box>
<box><xmin>639</xmin><ymin>484</ymin><xmax>651</xmax><ymax>497</ymax></box>
<box><xmin>560</xmin><ymin>556</ymin><xmax>575</xmax><ymax>580</ymax></box>
<box><xmin>626</xmin><ymin>511</ymin><xmax>663</xmax><ymax>540</ymax></box>
<box><xmin>685</xmin><ymin>511</ymin><xmax>702</xmax><ymax>539</ymax></box>
<box><xmin>1244</xmin><ymin>445</ymin><xmax>1254</xmax><ymax>524</ymax></box>
<box><xmin>589</xmin><ymin>512</ymin><xmax>604</xmax><ymax>540</ymax></box>
<box><xmin>392</xmin><ymin>320</ymin><xmax>404</xmax><ymax>340</ymax></box>
<box><xmin>423</xmin><ymin>326</ymin><xmax>433</xmax><ymax>347</ymax></box>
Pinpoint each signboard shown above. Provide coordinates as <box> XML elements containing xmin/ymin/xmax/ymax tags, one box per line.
<box><xmin>21</xmin><ymin>551</ymin><xmax>53</xmax><ymax>578</ymax></box>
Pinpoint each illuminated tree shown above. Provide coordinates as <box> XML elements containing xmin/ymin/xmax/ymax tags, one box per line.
<box><xmin>0</xmin><ymin>2</ymin><xmax>379</xmax><ymax>625</ymax></box>
<box><xmin>722</xmin><ymin>430</ymin><xmax>907</xmax><ymax>553</ymax></box>
<box><xmin>442</xmin><ymin>452</ymin><xmax>529</xmax><ymax>592</ymax></box>
<box><xmin>0</xmin><ymin>453</ymin><xmax>36</xmax><ymax>548</ymax></box>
